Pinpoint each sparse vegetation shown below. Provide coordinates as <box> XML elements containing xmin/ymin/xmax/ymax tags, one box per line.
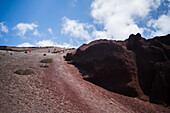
<box><xmin>14</xmin><ymin>68</ymin><xmax>35</xmax><ymax>75</ymax></box>
<box><xmin>40</xmin><ymin>64</ymin><xmax>49</xmax><ymax>68</ymax></box>
<box><xmin>1</xmin><ymin>54</ymin><xmax>5</xmax><ymax>56</ymax></box>
<box><xmin>40</xmin><ymin>58</ymin><xmax>53</xmax><ymax>63</ymax></box>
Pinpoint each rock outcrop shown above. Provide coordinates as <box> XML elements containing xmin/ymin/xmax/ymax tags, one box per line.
<box><xmin>65</xmin><ymin>33</ymin><xmax>170</xmax><ymax>106</ymax></box>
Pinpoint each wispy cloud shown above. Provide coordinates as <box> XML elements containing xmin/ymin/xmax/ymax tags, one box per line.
<box><xmin>0</xmin><ymin>22</ymin><xmax>8</xmax><ymax>33</ymax></box>
<box><xmin>48</xmin><ymin>28</ymin><xmax>53</xmax><ymax>34</ymax></box>
<box><xmin>71</xmin><ymin>0</ymin><xmax>78</xmax><ymax>7</ymax></box>
<box><xmin>0</xmin><ymin>22</ymin><xmax>8</xmax><ymax>37</ymax></box>
<box><xmin>13</xmin><ymin>23</ymin><xmax>38</xmax><ymax>37</ymax></box>
<box><xmin>33</xmin><ymin>29</ymin><xmax>42</xmax><ymax>37</ymax></box>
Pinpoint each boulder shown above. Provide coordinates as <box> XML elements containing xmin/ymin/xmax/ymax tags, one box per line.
<box><xmin>66</xmin><ymin>39</ymin><xmax>143</xmax><ymax>97</ymax></box>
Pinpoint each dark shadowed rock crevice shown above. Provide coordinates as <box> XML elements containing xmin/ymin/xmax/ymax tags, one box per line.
<box><xmin>65</xmin><ymin>33</ymin><xmax>170</xmax><ymax>106</ymax></box>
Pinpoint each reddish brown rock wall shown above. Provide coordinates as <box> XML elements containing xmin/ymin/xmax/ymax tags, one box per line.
<box><xmin>65</xmin><ymin>33</ymin><xmax>170</xmax><ymax>106</ymax></box>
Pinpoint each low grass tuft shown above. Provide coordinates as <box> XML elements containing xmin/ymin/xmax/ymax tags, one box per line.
<box><xmin>40</xmin><ymin>58</ymin><xmax>53</xmax><ymax>63</ymax></box>
<box><xmin>40</xmin><ymin>64</ymin><xmax>49</xmax><ymax>68</ymax></box>
<box><xmin>14</xmin><ymin>68</ymin><xmax>35</xmax><ymax>75</ymax></box>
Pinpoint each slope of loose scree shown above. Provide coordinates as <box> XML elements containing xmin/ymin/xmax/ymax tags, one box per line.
<box><xmin>1</xmin><ymin>46</ymin><xmax>170</xmax><ymax>112</ymax></box>
<box><xmin>65</xmin><ymin>33</ymin><xmax>170</xmax><ymax>106</ymax></box>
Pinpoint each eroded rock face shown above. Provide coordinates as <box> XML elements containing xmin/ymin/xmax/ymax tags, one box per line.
<box><xmin>65</xmin><ymin>33</ymin><xmax>170</xmax><ymax>106</ymax></box>
<box><xmin>126</xmin><ymin>34</ymin><xmax>170</xmax><ymax>105</ymax></box>
<box><xmin>150</xmin><ymin>62</ymin><xmax>170</xmax><ymax>105</ymax></box>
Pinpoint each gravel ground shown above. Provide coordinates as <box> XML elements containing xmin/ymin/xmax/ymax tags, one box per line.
<box><xmin>0</xmin><ymin>48</ymin><xmax>169</xmax><ymax>113</ymax></box>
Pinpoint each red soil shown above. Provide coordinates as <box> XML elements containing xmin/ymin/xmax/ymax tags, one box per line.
<box><xmin>0</xmin><ymin>47</ymin><xmax>169</xmax><ymax>112</ymax></box>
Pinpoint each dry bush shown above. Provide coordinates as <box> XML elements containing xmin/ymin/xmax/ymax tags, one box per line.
<box><xmin>0</xmin><ymin>56</ymin><xmax>2</xmax><ymax>59</ymax></box>
<box><xmin>40</xmin><ymin>58</ymin><xmax>53</xmax><ymax>63</ymax></box>
<box><xmin>40</xmin><ymin>64</ymin><xmax>49</xmax><ymax>68</ymax></box>
<box><xmin>14</xmin><ymin>68</ymin><xmax>35</xmax><ymax>75</ymax></box>
<box><xmin>1</xmin><ymin>53</ymin><xmax>5</xmax><ymax>56</ymax></box>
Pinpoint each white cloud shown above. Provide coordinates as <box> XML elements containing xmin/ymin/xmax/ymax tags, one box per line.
<box><xmin>61</xmin><ymin>17</ymin><xmax>92</xmax><ymax>41</ymax></box>
<box><xmin>0</xmin><ymin>22</ymin><xmax>8</xmax><ymax>33</ymax></box>
<box><xmin>148</xmin><ymin>13</ymin><xmax>170</xmax><ymax>36</ymax></box>
<box><xmin>55</xmin><ymin>42</ymin><xmax>75</xmax><ymax>48</ymax></box>
<box><xmin>17</xmin><ymin>40</ymin><xmax>75</xmax><ymax>48</ymax></box>
<box><xmin>91</xmin><ymin>0</ymin><xmax>162</xmax><ymax>40</ymax></box>
<box><xmin>17</xmin><ymin>42</ymin><xmax>35</xmax><ymax>47</ymax></box>
<box><xmin>36</xmin><ymin>40</ymin><xmax>55</xmax><ymax>47</ymax></box>
<box><xmin>13</xmin><ymin>23</ymin><xmax>38</xmax><ymax>36</ymax></box>
<box><xmin>48</xmin><ymin>28</ymin><xmax>53</xmax><ymax>34</ymax></box>
<box><xmin>35</xmin><ymin>40</ymin><xmax>75</xmax><ymax>48</ymax></box>
<box><xmin>92</xmin><ymin>30</ymin><xmax>112</xmax><ymax>40</ymax></box>
<box><xmin>33</xmin><ymin>29</ymin><xmax>42</xmax><ymax>37</ymax></box>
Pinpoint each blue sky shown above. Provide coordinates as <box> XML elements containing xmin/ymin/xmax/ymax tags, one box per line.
<box><xmin>0</xmin><ymin>0</ymin><xmax>170</xmax><ymax>47</ymax></box>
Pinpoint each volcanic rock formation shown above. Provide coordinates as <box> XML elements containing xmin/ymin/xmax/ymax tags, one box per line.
<box><xmin>65</xmin><ymin>33</ymin><xmax>170</xmax><ymax>106</ymax></box>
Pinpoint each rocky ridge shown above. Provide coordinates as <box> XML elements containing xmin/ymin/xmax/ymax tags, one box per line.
<box><xmin>65</xmin><ymin>33</ymin><xmax>170</xmax><ymax>106</ymax></box>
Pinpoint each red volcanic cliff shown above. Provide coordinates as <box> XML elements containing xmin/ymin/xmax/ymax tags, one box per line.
<box><xmin>65</xmin><ymin>33</ymin><xmax>170</xmax><ymax>106</ymax></box>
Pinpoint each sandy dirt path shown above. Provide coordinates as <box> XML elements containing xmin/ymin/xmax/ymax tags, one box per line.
<box><xmin>0</xmin><ymin>49</ymin><xmax>169</xmax><ymax>113</ymax></box>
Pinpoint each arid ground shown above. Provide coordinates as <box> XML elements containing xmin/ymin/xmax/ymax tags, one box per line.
<box><xmin>0</xmin><ymin>47</ymin><xmax>170</xmax><ymax>113</ymax></box>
